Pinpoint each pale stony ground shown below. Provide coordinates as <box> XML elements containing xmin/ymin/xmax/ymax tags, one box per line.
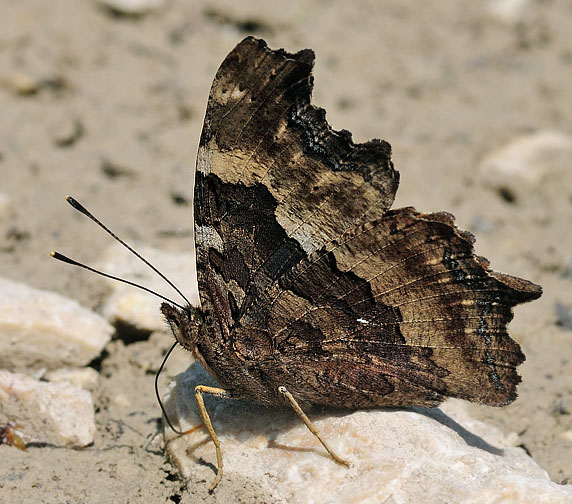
<box><xmin>1</xmin><ymin>0</ymin><xmax>571</xmax><ymax>502</ymax></box>
<box><xmin>164</xmin><ymin>365</ymin><xmax>572</xmax><ymax>503</ymax></box>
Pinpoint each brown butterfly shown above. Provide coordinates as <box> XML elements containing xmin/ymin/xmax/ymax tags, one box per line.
<box><xmin>159</xmin><ymin>37</ymin><xmax>541</xmax><ymax>490</ymax></box>
<box><xmin>53</xmin><ymin>36</ymin><xmax>541</xmax><ymax>491</ymax></box>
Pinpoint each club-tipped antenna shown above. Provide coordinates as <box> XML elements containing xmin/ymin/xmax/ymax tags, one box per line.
<box><xmin>59</xmin><ymin>195</ymin><xmax>192</xmax><ymax>309</ymax></box>
<box><xmin>50</xmin><ymin>251</ymin><xmax>186</xmax><ymax>310</ymax></box>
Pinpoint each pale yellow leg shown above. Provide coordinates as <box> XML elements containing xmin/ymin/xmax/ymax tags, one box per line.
<box><xmin>194</xmin><ymin>385</ymin><xmax>234</xmax><ymax>492</ymax></box>
<box><xmin>277</xmin><ymin>386</ymin><xmax>350</xmax><ymax>467</ymax></box>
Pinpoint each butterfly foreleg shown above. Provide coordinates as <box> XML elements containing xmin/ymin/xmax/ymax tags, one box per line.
<box><xmin>277</xmin><ymin>386</ymin><xmax>351</xmax><ymax>467</ymax></box>
<box><xmin>194</xmin><ymin>384</ymin><xmax>236</xmax><ymax>491</ymax></box>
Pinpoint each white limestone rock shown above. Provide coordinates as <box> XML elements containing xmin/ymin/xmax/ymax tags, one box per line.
<box><xmin>98</xmin><ymin>0</ymin><xmax>169</xmax><ymax>15</ymax></box>
<box><xmin>50</xmin><ymin>115</ymin><xmax>84</xmax><ymax>148</ymax></box>
<box><xmin>99</xmin><ymin>243</ymin><xmax>197</xmax><ymax>332</ymax></box>
<box><xmin>0</xmin><ymin>370</ymin><xmax>95</xmax><ymax>447</ymax></box>
<box><xmin>486</xmin><ymin>0</ymin><xmax>530</xmax><ymax>24</ymax></box>
<box><xmin>1</xmin><ymin>70</ymin><xmax>41</xmax><ymax>96</ymax></box>
<box><xmin>0</xmin><ymin>192</ymin><xmax>13</xmax><ymax>220</ymax></box>
<box><xmin>43</xmin><ymin>367</ymin><xmax>100</xmax><ymax>392</ymax></box>
<box><xmin>0</xmin><ymin>277</ymin><xmax>113</xmax><ymax>372</ymax></box>
<box><xmin>479</xmin><ymin>130</ymin><xmax>572</xmax><ymax>201</ymax></box>
<box><xmin>164</xmin><ymin>363</ymin><xmax>572</xmax><ymax>503</ymax></box>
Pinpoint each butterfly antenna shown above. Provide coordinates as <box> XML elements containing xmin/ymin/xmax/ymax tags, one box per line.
<box><xmin>50</xmin><ymin>251</ymin><xmax>186</xmax><ymax>310</ymax></box>
<box><xmin>53</xmin><ymin>195</ymin><xmax>192</xmax><ymax>309</ymax></box>
<box><xmin>154</xmin><ymin>341</ymin><xmax>186</xmax><ymax>435</ymax></box>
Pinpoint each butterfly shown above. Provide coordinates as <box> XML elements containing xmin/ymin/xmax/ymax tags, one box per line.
<box><xmin>62</xmin><ymin>36</ymin><xmax>543</xmax><ymax>491</ymax></box>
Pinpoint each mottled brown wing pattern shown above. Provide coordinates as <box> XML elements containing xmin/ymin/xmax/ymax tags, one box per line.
<box><xmin>191</xmin><ymin>36</ymin><xmax>541</xmax><ymax>409</ymax></box>
<box><xmin>196</xmin><ymin>38</ymin><xmax>398</xmax><ymax>251</ymax></box>
<box><xmin>195</xmin><ymin>37</ymin><xmax>397</xmax><ymax>343</ymax></box>
<box><xmin>240</xmin><ymin>207</ymin><xmax>541</xmax><ymax>407</ymax></box>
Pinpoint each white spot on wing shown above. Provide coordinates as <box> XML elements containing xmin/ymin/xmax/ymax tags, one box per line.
<box><xmin>196</xmin><ymin>225</ymin><xmax>224</xmax><ymax>252</ymax></box>
<box><xmin>231</xmin><ymin>88</ymin><xmax>247</xmax><ymax>100</ymax></box>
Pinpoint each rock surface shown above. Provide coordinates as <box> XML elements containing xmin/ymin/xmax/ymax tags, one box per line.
<box><xmin>99</xmin><ymin>244</ymin><xmax>197</xmax><ymax>331</ymax></box>
<box><xmin>486</xmin><ymin>0</ymin><xmax>530</xmax><ymax>24</ymax></box>
<box><xmin>0</xmin><ymin>277</ymin><xmax>113</xmax><ymax>372</ymax></box>
<box><xmin>479</xmin><ymin>130</ymin><xmax>572</xmax><ymax>202</ymax></box>
<box><xmin>164</xmin><ymin>363</ymin><xmax>572</xmax><ymax>504</ymax></box>
<box><xmin>43</xmin><ymin>367</ymin><xmax>100</xmax><ymax>391</ymax></box>
<box><xmin>0</xmin><ymin>370</ymin><xmax>96</xmax><ymax>447</ymax></box>
<box><xmin>0</xmin><ymin>192</ymin><xmax>12</xmax><ymax>220</ymax></box>
<box><xmin>98</xmin><ymin>0</ymin><xmax>169</xmax><ymax>15</ymax></box>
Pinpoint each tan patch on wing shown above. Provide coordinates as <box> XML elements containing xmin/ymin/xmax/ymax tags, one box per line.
<box><xmin>196</xmin><ymin>37</ymin><xmax>398</xmax><ymax>254</ymax></box>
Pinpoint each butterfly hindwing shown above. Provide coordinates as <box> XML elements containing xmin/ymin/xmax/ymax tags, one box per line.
<box><xmin>239</xmin><ymin>207</ymin><xmax>541</xmax><ymax>407</ymax></box>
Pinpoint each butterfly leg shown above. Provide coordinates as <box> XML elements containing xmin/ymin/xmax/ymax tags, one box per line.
<box><xmin>277</xmin><ymin>386</ymin><xmax>350</xmax><ymax>467</ymax></box>
<box><xmin>194</xmin><ymin>384</ymin><xmax>235</xmax><ymax>491</ymax></box>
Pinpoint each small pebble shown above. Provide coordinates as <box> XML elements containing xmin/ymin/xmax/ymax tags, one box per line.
<box><xmin>99</xmin><ymin>0</ymin><xmax>169</xmax><ymax>15</ymax></box>
<box><xmin>2</xmin><ymin>71</ymin><xmax>40</xmax><ymax>96</ymax></box>
<box><xmin>53</xmin><ymin>118</ymin><xmax>84</xmax><ymax>148</ymax></box>
<box><xmin>479</xmin><ymin>130</ymin><xmax>572</xmax><ymax>201</ymax></box>
<box><xmin>486</xmin><ymin>0</ymin><xmax>530</xmax><ymax>24</ymax></box>
<box><xmin>0</xmin><ymin>370</ymin><xmax>95</xmax><ymax>447</ymax></box>
<box><xmin>0</xmin><ymin>193</ymin><xmax>13</xmax><ymax>220</ymax></box>
<box><xmin>43</xmin><ymin>367</ymin><xmax>100</xmax><ymax>391</ymax></box>
<box><xmin>0</xmin><ymin>276</ymin><xmax>113</xmax><ymax>372</ymax></box>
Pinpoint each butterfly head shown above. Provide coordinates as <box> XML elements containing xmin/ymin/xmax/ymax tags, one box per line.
<box><xmin>161</xmin><ymin>302</ymin><xmax>205</xmax><ymax>352</ymax></box>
